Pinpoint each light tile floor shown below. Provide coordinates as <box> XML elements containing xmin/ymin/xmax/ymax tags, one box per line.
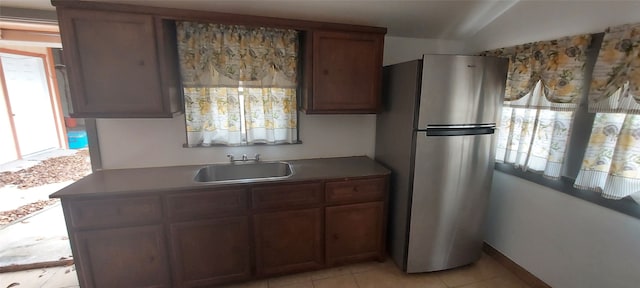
<box><xmin>0</xmin><ymin>253</ymin><xmax>529</xmax><ymax>288</ymax></box>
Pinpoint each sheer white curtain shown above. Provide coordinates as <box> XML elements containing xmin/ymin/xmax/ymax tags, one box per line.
<box><xmin>183</xmin><ymin>87</ymin><xmax>242</xmax><ymax>146</ymax></box>
<box><xmin>575</xmin><ymin>113</ymin><xmax>640</xmax><ymax>199</ymax></box>
<box><xmin>244</xmin><ymin>87</ymin><xmax>297</xmax><ymax>144</ymax></box>
<box><xmin>495</xmin><ymin>82</ymin><xmax>575</xmax><ymax>178</ymax></box>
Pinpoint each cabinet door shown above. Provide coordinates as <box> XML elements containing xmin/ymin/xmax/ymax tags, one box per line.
<box><xmin>326</xmin><ymin>202</ymin><xmax>384</xmax><ymax>265</ymax></box>
<box><xmin>309</xmin><ymin>31</ymin><xmax>383</xmax><ymax>113</ymax></box>
<box><xmin>74</xmin><ymin>225</ymin><xmax>170</xmax><ymax>288</ymax></box>
<box><xmin>58</xmin><ymin>8</ymin><xmax>175</xmax><ymax>117</ymax></box>
<box><xmin>254</xmin><ymin>208</ymin><xmax>323</xmax><ymax>276</ymax></box>
<box><xmin>170</xmin><ymin>217</ymin><xmax>251</xmax><ymax>287</ymax></box>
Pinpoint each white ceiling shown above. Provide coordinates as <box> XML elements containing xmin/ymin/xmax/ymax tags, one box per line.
<box><xmin>0</xmin><ymin>0</ymin><xmax>520</xmax><ymax>39</ymax></box>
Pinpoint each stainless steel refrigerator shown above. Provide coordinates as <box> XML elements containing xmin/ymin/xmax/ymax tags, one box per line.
<box><xmin>375</xmin><ymin>54</ymin><xmax>508</xmax><ymax>273</ymax></box>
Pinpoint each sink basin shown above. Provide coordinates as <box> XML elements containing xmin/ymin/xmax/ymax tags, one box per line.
<box><xmin>194</xmin><ymin>162</ymin><xmax>293</xmax><ymax>183</ymax></box>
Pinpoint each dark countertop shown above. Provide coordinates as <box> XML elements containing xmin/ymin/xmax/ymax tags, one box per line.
<box><xmin>50</xmin><ymin>156</ymin><xmax>390</xmax><ymax>198</ymax></box>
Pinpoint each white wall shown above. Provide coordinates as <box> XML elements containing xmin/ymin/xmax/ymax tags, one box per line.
<box><xmin>466</xmin><ymin>1</ymin><xmax>640</xmax><ymax>53</ymax></box>
<box><xmin>97</xmin><ymin>113</ymin><xmax>376</xmax><ymax>169</ymax></box>
<box><xmin>471</xmin><ymin>1</ymin><xmax>640</xmax><ymax>287</ymax></box>
<box><xmin>97</xmin><ymin>36</ymin><xmax>464</xmax><ymax>169</ymax></box>
<box><xmin>383</xmin><ymin>36</ymin><xmax>465</xmax><ymax>65</ymax></box>
<box><xmin>488</xmin><ymin>172</ymin><xmax>640</xmax><ymax>288</ymax></box>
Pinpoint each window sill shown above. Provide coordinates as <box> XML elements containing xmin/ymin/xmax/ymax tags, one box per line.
<box><xmin>183</xmin><ymin>141</ymin><xmax>304</xmax><ymax>148</ymax></box>
<box><xmin>494</xmin><ymin>163</ymin><xmax>640</xmax><ymax>220</ymax></box>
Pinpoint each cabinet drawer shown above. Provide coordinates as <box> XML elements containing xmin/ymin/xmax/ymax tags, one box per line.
<box><xmin>68</xmin><ymin>196</ymin><xmax>162</xmax><ymax>229</ymax></box>
<box><xmin>325</xmin><ymin>177</ymin><xmax>386</xmax><ymax>204</ymax></box>
<box><xmin>166</xmin><ymin>188</ymin><xmax>248</xmax><ymax>220</ymax></box>
<box><xmin>252</xmin><ymin>182</ymin><xmax>323</xmax><ymax>210</ymax></box>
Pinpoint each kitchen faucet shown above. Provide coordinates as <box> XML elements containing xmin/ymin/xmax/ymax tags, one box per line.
<box><xmin>227</xmin><ymin>153</ymin><xmax>261</xmax><ymax>163</ymax></box>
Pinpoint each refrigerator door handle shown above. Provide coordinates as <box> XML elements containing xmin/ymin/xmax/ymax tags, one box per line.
<box><xmin>425</xmin><ymin>127</ymin><xmax>495</xmax><ymax>136</ymax></box>
<box><xmin>425</xmin><ymin>123</ymin><xmax>495</xmax><ymax>129</ymax></box>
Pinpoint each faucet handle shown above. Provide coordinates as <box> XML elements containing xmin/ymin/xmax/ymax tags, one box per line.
<box><xmin>242</xmin><ymin>154</ymin><xmax>248</xmax><ymax>161</ymax></box>
<box><xmin>255</xmin><ymin>153</ymin><xmax>261</xmax><ymax>162</ymax></box>
<box><xmin>226</xmin><ymin>154</ymin><xmax>234</xmax><ymax>163</ymax></box>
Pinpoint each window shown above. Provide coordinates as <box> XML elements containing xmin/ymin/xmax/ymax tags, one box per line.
<box><xmin>496</xmin><ymin>82</ymin><xmax>575</xmax><ymax>179</ymax></box>
<box><xmin>487</xmin><ymin>24</ymin><xmax>640</xmax><ymax>212</ymax></box>
<box><xmin>573</xmin><ymin>23</ymin><xmax>640</xmax><ymax>200</ymax></box>
<box><xmin>176</xmin><ymin>22</ymin><xmax>299</xmax><ymax>146</ymax></box>
<box><xmin>486</xmin><ymin>34</ymin><xmax>592</xmax><ymax>179</ymax></box>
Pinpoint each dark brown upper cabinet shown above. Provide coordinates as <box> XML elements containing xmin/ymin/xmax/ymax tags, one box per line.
<box><xmin>303</xmin><ymin>31</ymin><xmax>384</xmax><ymax>114</ymax></box>
<box><xmin>52</xmin><ymin>0</ymin><xmax>386</xmax><ymax>117</ymax></box>
<box><xmin>56</xmin><ymin>8</ymin><xmax>182</xmax><ymax>118</ymax></box>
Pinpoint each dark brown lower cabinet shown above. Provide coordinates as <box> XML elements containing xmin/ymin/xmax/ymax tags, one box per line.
<box><xmin>253</xmin><ymin>208</ymin><xmax>323</xmax><ymax>276</ymax></box>
<box><xmin>74</xmin><ymin>225</ymin><xmax>170</xmax><ymax>288</ymax></box>
<box><xmin>63</xmin><ymin>175</ymin><xmax>388</xmax><ymax>287</ymax></box>
<box><xmin>325</xmin><ymin>201</ymin><xmax>385</xmax><ymax>265</ymax></box>
<box><xmin>169</xmin><ymin>216</ymin><xmax>251</xmax><ymax>287</ymax></box>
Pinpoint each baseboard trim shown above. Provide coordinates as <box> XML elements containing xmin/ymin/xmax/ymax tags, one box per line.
<box><xmin>483</xmin><ymin>243</ymin><xmax>551</xmax><ymax>288</ymax></box>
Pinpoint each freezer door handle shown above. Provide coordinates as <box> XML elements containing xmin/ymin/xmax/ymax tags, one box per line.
<box><xmin>426</xmin><ymin>127</ymin><xmax>494</xmax><ymax>136</ymax></box>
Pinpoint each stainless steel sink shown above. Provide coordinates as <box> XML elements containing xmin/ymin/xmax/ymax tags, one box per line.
<box><xmin>194</xmin><ymin>162</ymin><xmax>293</xmax><ymax>183</ymax></box>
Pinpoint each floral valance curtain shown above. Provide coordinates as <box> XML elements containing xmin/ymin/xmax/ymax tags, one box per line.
<box><xmin>177</xmin><ymin>22</ymin><xmax>299</xmax><ymax>146</ymax></box>
<box><xmin>177</xmin><ymin>22</ymin><xmax>298</xmax><ymax>88</ymax></box>
<box><xmin>588</xmin><ymin>23</ymin><xmax>640</xmax><ymax>114</ymax></box>
<box><xmin>483</xmin><ymin>34</ymin><xmax>592</xmax><ymax>111</ymax></box>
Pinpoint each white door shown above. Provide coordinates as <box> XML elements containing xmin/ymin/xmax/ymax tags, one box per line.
<box><xmin>1</xmin><ymin>53</ymin><xmax>59</xmax><ymax>156</ymax></box>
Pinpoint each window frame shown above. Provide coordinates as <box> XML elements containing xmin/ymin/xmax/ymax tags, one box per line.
<box><xmin>178</xmin><ymin>24</ymin><xmax>305</xmax><ymax>147</ymax></box>
<box><xmin>493</xmin><ymin>32</ymin><xmax>640</xmax><ymax>219</ymax></box>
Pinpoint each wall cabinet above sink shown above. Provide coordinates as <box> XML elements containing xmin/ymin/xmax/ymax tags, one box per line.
<box><xmin>52</xmin><ymin>0</ymin><xmax>386</xmax><ymax>118</ymax></box>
